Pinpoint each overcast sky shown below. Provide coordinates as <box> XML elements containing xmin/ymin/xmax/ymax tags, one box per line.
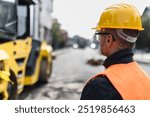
<box><xmin>52</xmin><ymin>0</ymin><xmax>150</xmax><ymax>39</ymax></box>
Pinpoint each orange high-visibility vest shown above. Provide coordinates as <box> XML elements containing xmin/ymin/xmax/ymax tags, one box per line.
<box><xmin>91</xmin><ymin>62</ymin><xmax>150</xmax><ymax>100</ymax></box>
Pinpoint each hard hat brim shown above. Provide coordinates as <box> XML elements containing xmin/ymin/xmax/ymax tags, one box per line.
<box><xmin>92</xmin><ymin>26</ymin><xmax>144</xmax><ymax>31</ymax></box>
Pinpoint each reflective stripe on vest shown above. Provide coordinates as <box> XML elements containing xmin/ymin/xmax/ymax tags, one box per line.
<box><xmin>92</xmin><ymin>62</ymin><xmax>150</xmax><ymax>100</ymax></box>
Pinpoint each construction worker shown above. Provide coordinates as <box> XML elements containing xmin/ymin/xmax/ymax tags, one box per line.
<box><xmin>80</xmin><ymin>3</ymin><xmax>150</xmax><ymax>100</ymax></box>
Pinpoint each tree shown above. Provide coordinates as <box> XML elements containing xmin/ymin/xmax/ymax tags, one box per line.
<box><xmin>51</xmin><ymin>18</ymin><xmax>68</xmax><ymax>50</ymax></box>
<box><xmin>137</xmin><ymin>7</ymin><xmax>150</xmax><ymax>50</ymax></box>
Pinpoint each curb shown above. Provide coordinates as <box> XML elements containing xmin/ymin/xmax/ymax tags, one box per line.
<box><xmin>135</xmin><ymin>59</ymin><xmax>150</xmax><ymax>64</ymax></box>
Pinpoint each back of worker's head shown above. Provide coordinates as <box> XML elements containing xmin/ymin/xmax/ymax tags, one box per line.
<box><xmin>105</xmin><ymin>28</ymin><xmax>139</xmax><ymax>49</ymax></box>
<box><xmin>93</xmin><ymin>3</ymin><xmax>143</xmax><ymax>45</ymax></box>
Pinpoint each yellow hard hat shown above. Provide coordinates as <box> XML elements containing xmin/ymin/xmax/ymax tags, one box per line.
<box><xmin>93</xmin><ymin>3</ymin><xmax>144</xmax><ymax>31</ymax></box>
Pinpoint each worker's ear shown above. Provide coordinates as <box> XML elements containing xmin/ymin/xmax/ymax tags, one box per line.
<box><xmin>106</xmin><ymin>34</ymin><xmax>113</xmax><ymax>47</ymax></box>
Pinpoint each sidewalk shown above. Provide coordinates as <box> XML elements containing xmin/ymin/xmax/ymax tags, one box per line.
<box><xmin>134</xmin><ymin>53</ymin><xmax>150</xmax><ymax>64</ymax></box>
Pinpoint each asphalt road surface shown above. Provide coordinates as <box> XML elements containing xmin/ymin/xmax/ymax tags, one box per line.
<box><xmin>19</xmin><ymin>47</ymin><xmax>150</xmax><ymax>100</ymax></box>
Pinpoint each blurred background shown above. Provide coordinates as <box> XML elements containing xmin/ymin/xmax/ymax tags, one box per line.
<box><xmin>0</xmin><ymin>0</ymin><xmax>150</xmax><ymax>100</ymax></box>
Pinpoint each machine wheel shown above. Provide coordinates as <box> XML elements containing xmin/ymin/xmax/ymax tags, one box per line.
<box><xmin>8</xmin><ymin>70</ymin><xmax>18</xmax><ymax>100</ymax></box>
<box><xmin>39</xmin><ymin>58</ymin><xmax>52</xmax><ymax>83</ymax></box>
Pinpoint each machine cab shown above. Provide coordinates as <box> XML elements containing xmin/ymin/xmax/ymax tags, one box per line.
<box><xmin>0</xmin><ymin>0</ymin><xmax>17</xmax><ymax>41</ymax></box>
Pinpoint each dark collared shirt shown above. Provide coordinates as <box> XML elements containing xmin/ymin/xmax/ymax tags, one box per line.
<box><xmin>80</xmin><ymin>49</ymin><xmax>134</xmax><ymax>100</ymax></box>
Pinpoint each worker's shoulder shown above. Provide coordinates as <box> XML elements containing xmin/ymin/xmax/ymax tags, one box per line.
<box><xmin>87</xmin><ymin>75</ymin><xmax>123</xmax><ymax>100</ymax></box>
<box><xmin>88</xmin><ymin>75</ymin><xmax>110</xmax><ymax>86</ymax></box>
